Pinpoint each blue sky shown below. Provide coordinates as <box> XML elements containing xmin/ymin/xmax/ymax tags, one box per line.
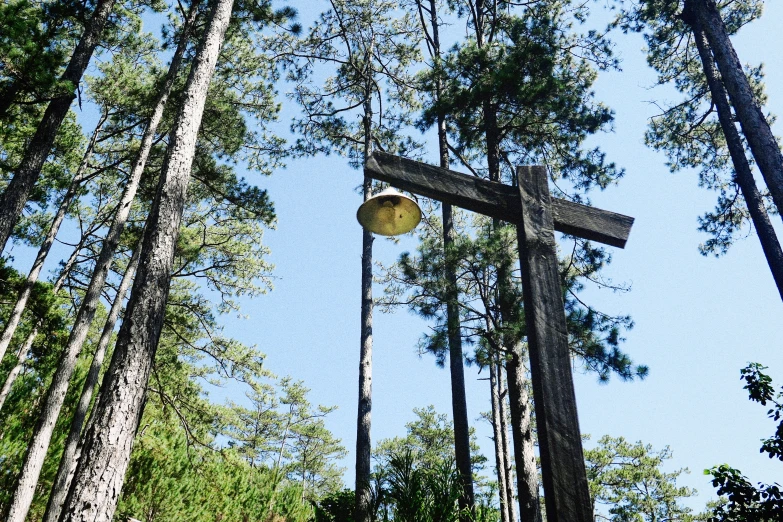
<box><xmin>7</xmin><ymin>0</ymin><xmax>782</xmax><ymax>514</ymax></box>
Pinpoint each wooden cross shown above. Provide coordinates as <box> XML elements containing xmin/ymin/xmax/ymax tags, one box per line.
<box><xmin>365</xmin><ymin>151</ymin><xmax>634</xmax><ymax>522</ymax></box>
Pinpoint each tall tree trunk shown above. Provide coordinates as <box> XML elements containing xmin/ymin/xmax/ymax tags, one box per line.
<box><xmin>0</xmin><ymin>241</ymin><xmax>82</xmax><ymax>411</ymax></box>
<box><xmin>471</xmin><ymin>4</ymin><xmax>540</xmax><ymax>515</ymax></box>
<box><xmin>5</xmin><ymin>7</ymin><xmax>196</xmax><ymax>521</ymax></box>
<box><xmin>497</xmin><ymin>361</ymin><xmax>517</xmax><ymax>522</ymax></box>
<box><xmin>506</xmin><ymin>348</ymin><xmax>540</xmax><ymax>522</ymax></box>
<box><xmin>489</xmin><ymin>357</ymin><xmax>511</xmax><ymax>522</ymax></box>
<box><xmin>411</xmin><ymin>0</ymin><xmax>475</xmax><ymax>514</ymax></box>
<box><xmin>355</xmin><ymin>87</ymin><xmax>375</xmax><ymax>522</ymax></box>
<box><xmin>687</xmin><ymin>20</ymin><xmax>783</xmax><ymax>301</ymax></box>
<box><xmin>686</xmin><ymin>0</ymin><xmax>783</xmax><ymax>217</ymax></box>
<box><xmin>42</xmin><ymin>236</ymin><xmax>142</xmax><ymax>522</ymax></box>
<box><xmin>486</xmin><ymin>116</ymin><xmax>541</xmax><ymax>522</ymax></box>
<box><xmin>443</xmin><ymin>188</ymin><xmax>476</xmax><ymax>519</ymax></box>
<box><xmin>56</xmin><ymin>0</ymin><xmax>233</xmax><ymax>518</ymax></box>
<box><xmin>0</xmin><ymin>112</ymin><xmax>104</xmax><ymax>364</ymax></box>
<box><xmin>426</xmin><ymin>0</ymin><xmax>476</xmax><ymax>513</ymax></box>
<box><xmin>0</xmin><ymin>0</ymin><xmax>117</xmax><ymax>253</ymax></box>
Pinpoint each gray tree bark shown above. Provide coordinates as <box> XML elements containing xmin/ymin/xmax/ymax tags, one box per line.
<box><xmin>497</xmin><ymin>361</ymin><xmax>517</xmax><ymax>522</ymax></box>
<box><xmin>489</xmin><ymin>358</ymin><xmax>511</xmax><ymax>522</ymax></box>
<box><xmin>0</xmin><ymin>0</ymin><xmax>117</xmax><ymax>253</ymax></box>
<box><xmin>355</xmin><ymin>87</ymin><xmax>375</xmax><ymax>522</ymax></box>
<box><xmin>443</xmin><ymin>201</ymin><xmax>476</xmax><ymax>519</ymax></box>
<box><xmin>56</xmin><ymin>0</ymin><xmax>233</xmax><ymax>518</ymax></box>
<box><xmin>687</xmin><ymin>0</ymin><xmax>783</xmax><ymax>217</ymax></box>
<box><xmin>506</xmin><ymin>346</ymin><xmax>542</xmax><ymax>522</ymax></box>
<box><xmin>42</xmin><ymin>236</ymin><xmax>142</xmax><ymax>522</ymax></box>
<box><xmin>0</xmin><ymin>112</ymin><xmax>104</xmax><ymax>364</ymax></box>
<box><xmin>5</xmin><ymin>6</ymin><xmax>197</xmax><ymax>521</ymax></box>
<box><xmin>687</xmin><ymin>16</ymin><xmax>783</xmax><ymax>301</ymax></box>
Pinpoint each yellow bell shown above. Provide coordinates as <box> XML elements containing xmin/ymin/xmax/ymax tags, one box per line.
<box><xmin>356</xmin><ymin>187</ymin><xmax>422</xmax><ymax>236</ymax></box>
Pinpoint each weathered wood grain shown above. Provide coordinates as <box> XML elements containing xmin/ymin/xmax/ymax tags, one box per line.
<box><xmin>366</xmin><ymin>151</ymin><xmax>634</xmax><ymax>248</ymax></box>
<box><xmin>515</xmin><ymin>166</ymin><xmax>593</xmax><ymax>522</ymax></box>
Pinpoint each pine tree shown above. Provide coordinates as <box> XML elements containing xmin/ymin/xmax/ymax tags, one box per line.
<box><xmin>407</xmin><ymin>0</ymin><xmax>476</xmax><ymax>514</ymax></box>
<box><xmin>0</xmin><ymin>0</ymin><xmax>119</xmax><ymax>252</ymax></box>
<box><xmin>617</xmin><ymin>0</ymin><xmax>783</xmax><ymax>299</ymax></box>
<box><xmin>400</xmin><ymin>1</ymin><xmax>647</xmax><ymax>516</ymax></box>
<box><xmin>4</xmin><ymin>9</ymin><xmax>199</xmax><ymax>516</ymax></box>
<box><xmin>687</xmin><ymin>0</ymin><xmax>783</xmax><ymax>215</ymax></box>
<box><xmin>0</xmin><ymin>0</ymin><xmax>78</xmax><ymax>120</ymax></box>
<box><xmin>281</xmin><ymin>3</ymin><xmax>422</xmax><ymax>519</ymax></box>
<box><xmin>56</xmin><ymin>0</ymin><xmax>237</xmax><ymax>517</ymax></box>
<box><xmin>585</xmin><ymin>435</ymin><xmax>704</xmax><ymax>521</ymax></box>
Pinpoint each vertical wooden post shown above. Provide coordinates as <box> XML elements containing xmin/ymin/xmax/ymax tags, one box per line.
<box><xmin>515</xmin><ymin>166</ymin><xmax>592</xmax><ymax>522</ymax></box>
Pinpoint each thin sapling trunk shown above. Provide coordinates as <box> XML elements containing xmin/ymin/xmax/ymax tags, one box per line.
<box><xmin>489</xmin><ymin>358</ymin><xmax>511</xmax><ymax>522</ymax></box>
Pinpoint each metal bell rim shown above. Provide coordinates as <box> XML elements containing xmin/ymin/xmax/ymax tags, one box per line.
<box><xmin>356</xmin><ymin>187</ymin><xmax>422</xmax><ymax>236</ymax></box>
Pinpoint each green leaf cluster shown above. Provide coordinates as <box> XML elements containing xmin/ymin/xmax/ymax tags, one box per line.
<box><xmin>706</xmin><ymin>364</ymin><xmax>783</xmax><ymax>521</ymax></box>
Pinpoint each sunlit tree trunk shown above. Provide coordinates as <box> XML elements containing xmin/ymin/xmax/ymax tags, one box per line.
<box><xmin>506</xmin><ymin>348</ymin><xmax>540</xmax><ymax>522</ymax></box>
<box><xmin>57</xmin><ymin>0</ymin><xmax>233</xmax><ymax>517</ymax></box>
<box><xmin>490</xmin><ymin>358</ymin><xmax>511</xmax><ymax>522</ymax></box>
<box><xmin>497</xmin><ymin>361</ymin><xmax>517</xmax><ymax>522</ymax></box>
<box><xmin>42</xmin><ymin>235</ymin><xmax>142</xmax><ymax>522</ymax></box>
<box><xmin>356</xmin><ymin>79</ymin><xmax>375</xmax><ymax>522</ymax></box>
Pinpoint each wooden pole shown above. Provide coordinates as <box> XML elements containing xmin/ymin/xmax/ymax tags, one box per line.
<box><xmin>515</xmin><ymin>165</ymin><xmax>592</xmax><ymax>522</ymax></box>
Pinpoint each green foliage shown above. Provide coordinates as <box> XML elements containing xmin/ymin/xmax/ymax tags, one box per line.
<box><xmin>705</xmin><ymin>364</ymin><xmax>783</xmax><ymax>521</ymax></box>
<box><xmin>222</xmin><ymin>377</ymin><xmax>347</xmax><ymax>502</ymax></box>
<box><xmin>0</xmin><ymin>0</ymin><xmax>75</xmax><ymax>119</ymax></box>
<box><xmin>424</xmin><ymin>0</ymin><xmax>622</xmax><ymax>192</ymax></box>
<box><xmin>585</xmin><ymin>435</ymin><xmax>705</xmax><ymax>521</ymax></box>
<box><xmin>314</xmin><ymin>489</ymin><xmax>356</xmax><ymax>522</ymax></box>
<box><xmin>371</xmin><ymin>406</ymin><xmax>497</xmax><ymax>522</ymax></box>
<box><xmin>382</xmin><ymin>213</ymin><xmax>645</xmax><ymax>382</ymax></box>
<box><xmin>380</xmin><ymin>0</ymin><xmax>644</xmax><ymax>396</ymax></box>
<box><xmin>0</xmin><ymin>259</ymin><xmax>71</xmax><ymax>356</ymax></box>
<box><xmin>117</xmin><ymin>417</ymin><xmax>313</xmax><ymax>522</ymax></box>
<box><xmin>280</xmin><ymin>0</ymin><xmax>423</xmax><ymax>166</ymax></box>
<box><xmin>0</xmin><ymin>105</ymin><xmax>85</xmax><ymax>223</ymax></box>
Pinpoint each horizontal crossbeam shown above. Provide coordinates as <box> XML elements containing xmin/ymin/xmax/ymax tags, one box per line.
<box><xmin>365</xmin><ymin>152</ymin><xmax>634</xmax><ymax>248</ymax></box>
